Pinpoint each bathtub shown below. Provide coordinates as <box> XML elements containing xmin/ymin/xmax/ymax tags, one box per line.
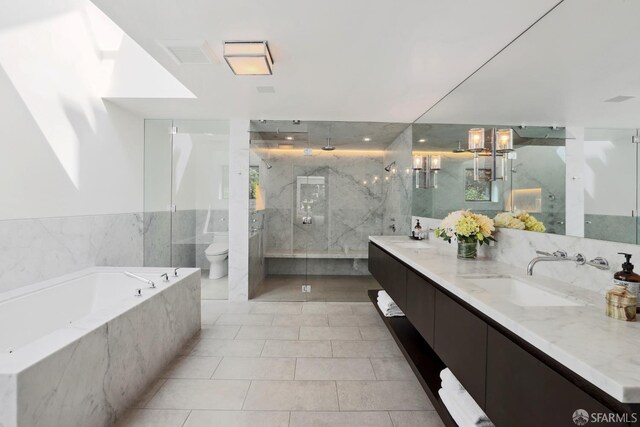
<box><xmin>0</xmin><ymin>267</ymin><xmax>201</xmax><ymax>427</ymax></box>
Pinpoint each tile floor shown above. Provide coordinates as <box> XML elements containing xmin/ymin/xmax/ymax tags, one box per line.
<box><xmin>201</xmin><ymin>272</ymin><xmax>229</xmax><ymax>300</ymax></box>
<box><xmin>116</xmin><ymin>300</ymin><xmax>445</xmax><ymax>427</ymax></box>
<box><xmin>252</xmin><ymin>275</ymin><xmax>381</xmax><ymax>302</ymax></box>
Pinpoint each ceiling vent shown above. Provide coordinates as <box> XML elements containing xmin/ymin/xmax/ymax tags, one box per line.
<box><xmin>604</xmin><ymin>95</ymin><xmax>635</xmax><ymax>103</ymax></box>
<box><xmin>256</xmin><ymin>86</ymin><xmax>275</xmax><ymax>94</ymax></box>
<box><xmin>158</xmin><ymin>40</ymin><xmax>218</xmax><ymax>64</ymax></box>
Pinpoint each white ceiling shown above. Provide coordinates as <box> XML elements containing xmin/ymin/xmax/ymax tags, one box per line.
<box><xmin>417</xmin><ymin>0</ymin><xmax>640</xmax><ymax>128</ymax></box>
<box><xmin>91</xmin><ymin>0</ymin><xmax>560</xmax><ymax>122</ymax></box>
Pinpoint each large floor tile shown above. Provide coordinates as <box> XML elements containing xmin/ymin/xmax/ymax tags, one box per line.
<box><xmin>328</xmin><ymin>313</ymin><xmax>384</xmax><ymax>327</ymax></box>
<box><xmin>370</xmin><ymin>358</ymin><xmax>417</xmax><ymax>380</ymax></box>
<box><xmin>161</xmin><ymin>356</ymin><xmax>222</xmax><ymax>379</ymax></box>
<box><xmin>249</xmin><ymin>301</ymin><xmax>303</xmax><ymax>314</ymax></box>
<box><xmin>115</xmin><ymin>409</ymin><xmax>190</xmax><ymax>427</ymax></box>
<box><xmin>359</xmin><ymin>326</ymin><xmax>393</xmax><ymax>340</ymax></box>
<box><xmin>389</xmin><ymin>411</ymin><xmax>446</xmax><ymax>427</ymax></box>
<box><xmin>132</xmin><ymin>378</ymin><xmax>167</xmax><ymax>408</ymax></box>
<box><xmin>215</xmin><ymin>313</ymin><xmax>274</xmax><ymax>326</ymax></box>
<box><xmin>188</xmin><ymin>339</ymin><xmax>265</xmax><ymax>357</ymax></box>
<box><xmin>301</xmin><ymin>302</ymin><xmax>353</xmax><ymax>315</ymax></box>
<box><xmin>261</xmin><ymin>340</ymin><xmax>332</xmax><ymax>357</ymax></box>
<box><xmin>337</xmin><ymin>380</ymin><xmax>432</xmax><ymax>411</ymax></box>
<box><xmin>272</xmin><ymin>314</ymin><xmax>328</xmax><ymax>326</ymax></box>
<box><xmin>295</xmin><ymin>358</ymin><xmax>375</xmax><ymax>380</ymax></box>
<box><xmin>236</xmin><ymin>325</ymin><xmax>299</xmax><ymax>340</ymax></box>
<box><xmin>201</xmin><ymin>300</ymin><xmax>253</xmax><ymax>314</ymax></box>
<box><xmin>212</xmin><ymin>357</ymin><xmax>295</xmax><ymax>380</ymax></box>
<box><xmin>243</xmin><ymin>380</ymin><xmax>339</xmax><ymax>411</ymax></box>
<box><xmin>146</xmin><ymin>379</ymin><xmax>250</xmax><ymax>410</ymax></box>
<box><xmin>184</xmin><ymin>410</ymin><xmax>289</xmax><ymax>427</ymax></box>
<box><xmin>289</xmin><ymin>411</ymin><xmax>393</xmax><ymax>427</ymax></box>
<box><xmin>351</xmin><ymin>303</ymin><xmax>379</xmax><ymax>316</ymax></box>
<box><xmin>200</xmin><ymin>325</ymin><xmax>241</xmax><ymax>339</ymax></box>
<box><xmin>201</xmin><ymin>275</ymin><xmax>229</xmax><ymax>300</ymax></box>
<box><xmin>331</xmin><ymin>340</ymin><xmax>403</xmax><ymax>358</ymax></box>
<box><xmin>299</xmin><ymin>326</ymin><xmax>361</xmax><ymax>341</ymax></box>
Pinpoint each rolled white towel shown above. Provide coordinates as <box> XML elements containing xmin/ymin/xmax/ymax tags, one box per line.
<box><xmin>440</xmin><ymin>368</ymin><xmax>464</xmax><ymax>392</ymax></box>
<box><xmin>376</xmin><ymin>299</ymin><xmax>405</xmax><ymax>317</ymax></box>
<box><xmin>439</xmin><ymin>387</ymin><xmax>494</xmax><ymax>427</ymax></box>
<box><xmin>377</xmin><ymin>291</ymin><xmax>396</xmax><ymax>309</ymax></box>
<box><xmin>448</xmin><ymin>388</ymin><xmax>493</xmax><ymax>427</ymax></box>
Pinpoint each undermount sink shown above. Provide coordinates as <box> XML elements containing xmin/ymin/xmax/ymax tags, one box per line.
<box><xmin>464</xmin><ymin>275</ymin><xmax>582</xmax><ymax>307</ymax></box>
<box><xmin>393</xmin><ymin>241</ymin><xmax>435</xmax><ymax>249</ymax></box>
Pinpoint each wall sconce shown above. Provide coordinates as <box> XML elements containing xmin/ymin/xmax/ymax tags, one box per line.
<box><xmin>413</xmin><ymin>154</ymin><xmax>441</xmax><ymax>189</ymax></box>
<box><xmin>467</xmin><ymin>127</ymin><xmax>513</xmax><ymax>182</ymax></box>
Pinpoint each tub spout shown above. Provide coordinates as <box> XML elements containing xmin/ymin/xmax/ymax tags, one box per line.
<box><xmin>125</xmin><ymin>272</ymin><xmax>156</xmax><ymax>288</ymax></box>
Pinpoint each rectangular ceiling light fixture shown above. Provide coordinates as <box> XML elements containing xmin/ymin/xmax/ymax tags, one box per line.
<box><xmin>223</xmin><ymin>41</ymin><xmax>273</xmax><ymax>75</ymax></box>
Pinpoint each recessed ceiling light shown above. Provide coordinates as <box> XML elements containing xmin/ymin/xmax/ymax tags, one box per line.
<box><xmin>285</xmin><ymin>136</ymin><xmax>294</xmax><ymax>141</ymax></box>
<box><xmin>223</xmin><ymin>41</ymin><xmax>273</xmax><ymax>75</ymax></box>
<box><xmin>363</xmin><ymin>137</ymin><xmax>371</xmax><ymax>142</ymax></box>
<box><xmin>418</xmin><ymin>139</ymin><xmax>426</xmax><ymax>143</ymax></box>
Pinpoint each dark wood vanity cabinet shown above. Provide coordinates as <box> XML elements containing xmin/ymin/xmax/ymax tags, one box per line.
<box><xmin>485</xmin><ymin>327</ymin><xmax>621</xmax><ymax>427</ymax></box>
<box><xmin>405</xmin><ymin>270</ymin><xmax>436</xmax><ymax>347</ymax></box>
<box><xmin>434</xmin><ymin>289</ymin><xmax>488</xmax><ymax>408</ymax></box>
<box><xmin>368</xmin><ymin>242</ymin><xmax>407</xmax><ymax>311</ymax></box>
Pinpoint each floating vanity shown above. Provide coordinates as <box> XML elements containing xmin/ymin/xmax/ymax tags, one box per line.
<box><xmin>0</xmin><ymin>267</ymin><xmax>201</xmax><ymax>427</ymax></box>
<box><xmin>369</xmin><ymin>236</ymin><xmax>640</xmax><ymax>427</ymax></box>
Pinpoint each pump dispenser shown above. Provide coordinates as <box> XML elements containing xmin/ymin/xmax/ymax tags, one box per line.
<box><xmin>612</xmin><ymin>253</ymin><xmax>640</xmax><ymax>315</ymax></box>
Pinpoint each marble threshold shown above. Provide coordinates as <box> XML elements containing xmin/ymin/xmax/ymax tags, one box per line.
<box><xmin>370</xmin><ymin>235</ymin><xmax>640</xmax><ymax>403</ymax></box>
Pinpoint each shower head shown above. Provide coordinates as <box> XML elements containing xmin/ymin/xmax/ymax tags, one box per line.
<box><xmin>261</xmin><ymin>158</ymin><xmax>273</xmax><ymax>169</ymax></box>
<box><xmin>322</xmin><ymin>138</ymin><xmax>335</xmax><ymax>151</ymax></box>
<box><xmin>384</xmin><ymin>161</ymin><xmax>396</xmax><ymax>172</ymax></box>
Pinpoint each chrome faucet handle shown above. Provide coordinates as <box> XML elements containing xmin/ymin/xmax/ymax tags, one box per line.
<box><xmin>574</xmin><ymin>253</ymin><xmax>586</xmax><ymax>265</ymax></box>
<box><xmin>134</xmin><ymin>288</ymin><xmax>142</xmax><ymax>297</ymax></box>
<box><xmin>173</xmin><ymin>268</ymin><xmax>180</xmax><ymax>277</ymax></box>
<box><xmin>161</xmin><ymin>273</ymin><xmax>169</xmax><ymax>282</ymax></box>
<box><xmin>553</xmin><ymin>250</ymin><xmax>568</xmax><ymax>258</ymax></box>
<box><xmin>587</xmin><ymin>257</ymin><xmax>610</xmax><ymax>270</ymax></box>
<box><xmin>535</xmin><ymin>250</ymin><xmax>553</xmax><ymax>256</ymax></box>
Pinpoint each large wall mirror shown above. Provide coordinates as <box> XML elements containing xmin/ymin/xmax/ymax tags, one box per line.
<box><xmin>409</xmin><ymin>0</ymin><xmax>640</xmax><ymax>245</ymax></box>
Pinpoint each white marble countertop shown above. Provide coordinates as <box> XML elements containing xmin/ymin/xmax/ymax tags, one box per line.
<box><xmin>370</xmin><ymin>235</ymin><xmax>640</xmax><ymax>404</ymax></box>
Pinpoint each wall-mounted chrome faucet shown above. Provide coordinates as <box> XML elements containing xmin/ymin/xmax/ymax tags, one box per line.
<box><xmin>526</xmin><ymin>250</ymin><xmax>585</xmax><ymax>276</ymax></box>
<box><xmin>173</xmin><ymin>268</ymin><xmax>180</xmax><ymax>277</ymax></box>
<box><xmin>125</xmin><ymin>272</ymin><xmax>156</xmax><ymax>288</ymax></box>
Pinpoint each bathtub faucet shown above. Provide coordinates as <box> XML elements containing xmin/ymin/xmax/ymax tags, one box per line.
<box><xmin>160</xmin><ymin>273</ymin><xmax>169</xmax><ymax>282</ymax></box>
<box><xmin>124</xmin><ymin>272</ymin><xmax>156</xmax><ymax>289</ymax></box>
<box><xmin>173</xmin><ymin>267</ymin><xmax>180</xmax><ymax>277</ymax></box>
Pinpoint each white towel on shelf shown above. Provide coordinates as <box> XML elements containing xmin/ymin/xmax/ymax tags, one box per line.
<box><xmin>439</xmin><ymin>369</ymin><xmax>494</xmax><ymax>427</ymax></box>
<box><xmin>439</xmin><ymin>388</ymin><xmax>494</xmax><ymax>427</ymax></box>
<box><xmin>440</xmin><ymin>368</ymin><xmax>464</xmax><ymax>392</ymax></box>
<box><xmin>376</xmin><ymin>291</ymin><xmax>405</xmax><ymax>317</ymax></box>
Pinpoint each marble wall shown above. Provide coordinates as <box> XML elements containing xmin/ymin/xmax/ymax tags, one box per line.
<box><xmin>258</xmin><ymin>149</ymin><xmax>386</xmax><ymax>275</ymax></box>
<box><xmin>0</xmin><ymin>213</ymin><xmax>143</xmax><ymax>293</ymax></box>
<box><xmin>415</xmin><ymin>215</ymin><xmax>640</xmax><ymax>295</ymax></box>
<box><xmin>382</xmin><ymin>126</ymin><xmax>413</xmax><ymax>236</ymax></box>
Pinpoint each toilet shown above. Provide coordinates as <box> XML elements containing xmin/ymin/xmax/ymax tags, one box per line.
<box><xmin>205</xmin><ymin>234</ymin><xmax>229</xmax><ymax>279</ymax></box>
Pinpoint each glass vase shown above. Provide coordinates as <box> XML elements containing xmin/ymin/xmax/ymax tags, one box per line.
<box><xmin>457</xmin><ymin>240</ymin><xmax>477</xmax><ymax>259</ymax></box>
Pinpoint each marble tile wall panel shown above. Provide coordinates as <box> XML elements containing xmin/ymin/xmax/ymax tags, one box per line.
<box><xmin>382</xmin><ymin>126</ymin><xmax>413</xmax><ymax>236</ymax></box>
<box><xmin>415</xmin><ymin>215</ymin><xmax>640</xmax><ymax>294</ymax></box>
<box><xmin>13</xmin><ymin>270</ymin><xmax>200</xmax><ymax>427</ymax></box>
<box><xmin>143</xmin><ymin>211</ymin><xmax>171</xmax><ymax>267</ymax></box>
<box><xmin>195</xmin><ymin>209</ymin><xmax>229</xmax><ymax>239</ymax></box>
<box><xmin>0</xmin><ymin>213</ymin><xmax>143</xmax><ymax>293</ymax></box>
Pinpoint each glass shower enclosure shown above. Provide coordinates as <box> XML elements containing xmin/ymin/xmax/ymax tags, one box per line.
<box><xmin>143</xmin><ymin>119</ymin><xmax>230</xmax><ymax>271</ymax></box>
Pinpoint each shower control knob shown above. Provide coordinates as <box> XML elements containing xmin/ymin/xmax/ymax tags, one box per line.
<box><xmin>134</xmin><ymin>289</ymin><xmax>142</xmax><ymax>297</ymax></box>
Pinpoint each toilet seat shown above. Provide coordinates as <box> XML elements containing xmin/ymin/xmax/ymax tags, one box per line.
<box><xmin>205</xmin><ymin>242</ymin><xmax>228</xmax><ymax>256</ymax></box>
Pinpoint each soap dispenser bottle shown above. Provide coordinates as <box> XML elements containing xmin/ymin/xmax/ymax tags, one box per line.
<box><xmin>413</xmin><ymin>220</ymin><xmax>423</xmax><ymax>240</ymax></box>
<box><xmin>614</xmin><ymin>253</ymin><xmax>640</xmax><ymax>305</ymax></box>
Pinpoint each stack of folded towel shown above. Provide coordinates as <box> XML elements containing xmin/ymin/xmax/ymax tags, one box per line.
<box><xmin>438</xmin><ymin>368</ymin><xmax>494</xmax><ymax>427</ymax></box>
<box><xmin>376</xmin><ymin>290</ymin><xmax>405</xmax><ymax>317</ymax></box>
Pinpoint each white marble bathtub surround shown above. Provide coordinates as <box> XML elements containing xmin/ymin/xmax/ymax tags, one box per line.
<box><xmin>370</xmin><ymin>235</ymin><xmax>640</xmax><ymax>403</ymax></box>
<box><xmin>0</xmin><ymin>213</ymin><xmax>143</xmax><ymax>293</ymax></box>
<box><xmin>382</xmin><ymin>126</ymin><xmax>413</xmax><ymax>237</ymax></box>
<box><xmin>228</xmin><ymin>119</ymin><xmax>251</xmax><ymax>300</ymax></box>
<box><xmin>2</xmin><ymin>267</ymin><xmax>201</xmax><ymax>427</ymax></box>
<box><xmin>414</xmin><ymin>215</ymin><xmax>640</xmax><ymax>295</ymax></box>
